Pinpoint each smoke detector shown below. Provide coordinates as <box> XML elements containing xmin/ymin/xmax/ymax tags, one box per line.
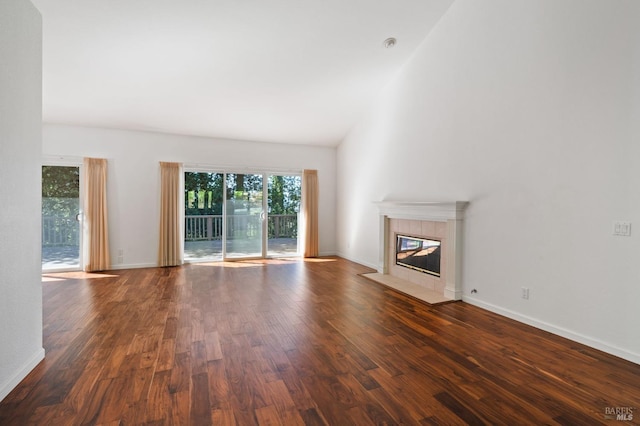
<box><xmin>383</xmin><ymin>37</ymin><xmax>397</xmax><ymax>49</ymax></box>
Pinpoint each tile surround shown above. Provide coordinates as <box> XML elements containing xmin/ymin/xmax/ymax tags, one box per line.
<box><xmin>388</xmin><ymin>219</ymin><xmax>446</xmax><ymax>293</ymax></box>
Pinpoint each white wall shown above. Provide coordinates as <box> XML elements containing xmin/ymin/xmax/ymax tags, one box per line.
<box><xmin>0</xmin><ymin>0</ymin><xmax>45</xmax><ymax>402</ymax></box>
<box><xmin>337</xmin><ymin>0</ymin><xmax>640</xmax><ymax>363</ymax></box>
<box><xmin>43</xmin><ymin>124</ymin><xmax>337</xmax><ymax>268</ymax></box>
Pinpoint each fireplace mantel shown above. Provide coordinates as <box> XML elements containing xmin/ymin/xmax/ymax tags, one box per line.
<box><xmin>373</xmin><ymin>201</ymin><xmax>469</xmax><ymax>221</ymax></box>
<box><xmin>374</xmin><ymin>200</ymin><xmax>469</xmax><ymax>301</ymax></box>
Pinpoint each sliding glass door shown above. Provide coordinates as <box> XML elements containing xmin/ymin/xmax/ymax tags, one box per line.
<box><xmin>225</xmin><ymin>173</ymin><xmax>264</xmax><ymax>258</ymax></box>
<box><xmin>42</xmin><ymin>165</ymin><xmax>82</xmax><ymax>271</ymax></box>
<box><xmin>184</xmin><ymin>172</ymin><xmax>224</xmax><ymax>262</ymax></box>
<box><xmin>184</xmin><ymin>170</ymin><xmax>300</xmax><ymax>261</ymax></box>
<box><xmin>267</xmin><ymin>174</ymin><xmax>301</xmax><ymax>256</ymax></box>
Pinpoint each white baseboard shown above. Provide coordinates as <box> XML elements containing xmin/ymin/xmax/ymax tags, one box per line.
<box><xmin>335</xmin><ymin>252</ymin><xmax>378</xmax><ymax>270</ymax></box>
<box><xmin>0</xmin><ymin>347</ymin><xmax>45</xmax><ymax>403</ymax></box>
<box><xmin>109</xmin><ymin>262</ymin><xmax>157</xmax><ymax>270</ymax></box>
<box><xmin>463</xmin><ymin>296</ymin><xmax>640</xmax><ymax>365</ymax></box>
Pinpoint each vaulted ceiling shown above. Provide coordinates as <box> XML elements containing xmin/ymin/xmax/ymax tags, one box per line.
<box><xmin>32</xmin><ymin>0</ymin><xmax>453</xmax><ymax>146</ymax></box>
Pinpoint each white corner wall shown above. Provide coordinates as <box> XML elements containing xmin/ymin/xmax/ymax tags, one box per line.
<box><xmin>0</xmin><ymin>0</ymin><xmax>45</xmax><ymax>402</ymax></box>
<box><xmin>337</xmin><ymin>0</ymin><xmax>640</xmax><ymax>363</ymax></box>
<box><xmin>43</xmin><ymin>124</ymin><xmax>337</xmax><ymax>268</ymax></box>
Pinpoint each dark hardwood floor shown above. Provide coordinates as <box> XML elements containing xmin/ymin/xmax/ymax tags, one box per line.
<box><xmin>0</xmin><ymin>257</ymin><xmax>638</xmax><ymax>425</ymax></box>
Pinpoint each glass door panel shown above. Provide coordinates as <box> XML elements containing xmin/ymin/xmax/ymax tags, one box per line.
<box><xmin>42</xmin><ymin>165</ymin><xmax>81</xmax><ymax>270</ymax></box>
<box><xmin>225</xmin><ymin>173</ymin><xmax>264</xmax><ymax>258</ymax></box>
<box><xmin>267</xmin><ymin>175</ymin><xmax>301</xmax><ymax>257</ymax></box>
<box><xmin>184</xmin><ymin>172</ymin><xmax>224</xmax><ymax>261</ymax></box>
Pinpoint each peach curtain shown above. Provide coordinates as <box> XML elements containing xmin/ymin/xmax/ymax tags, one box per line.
<box><xmin>83</xmin><ymin>157</ymin><xmax>110</xmax><ymax>271</ymax></box>
<box><xmin>302</xmin><ymin>169</ymin><xmax>319</xmax><ymax>257</ymax></box>
<box><xmin>158</xmin><ymin>162</ymin><xmax>183</xmax><ymax>267</ymax></box>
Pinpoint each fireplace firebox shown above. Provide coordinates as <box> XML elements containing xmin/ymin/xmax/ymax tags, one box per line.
<box><xmin>395</xmin><ymin>235</ymin><xmax>441</xmax><ymax>277</ymax></box>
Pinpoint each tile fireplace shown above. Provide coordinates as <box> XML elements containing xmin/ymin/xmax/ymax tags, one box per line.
<box><xmin>370</xmin><ymin>201</ymin><xmax>469</xmax><ymax>303</ymax></box>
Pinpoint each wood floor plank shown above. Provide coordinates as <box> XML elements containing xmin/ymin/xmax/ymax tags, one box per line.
<box><xmin>1</xmin><ymin>258</ymin><xmax>638</xmax><ymax>425</ymax></box>
<box><xmin>190</xmin><ymin>372</ymin><xmax>211</xmax><ymax>425</ymax></box>
<box><xmin>211</xmin><ymin>407</ymin><xmax>236</xmax><ymax>425</ymax></box>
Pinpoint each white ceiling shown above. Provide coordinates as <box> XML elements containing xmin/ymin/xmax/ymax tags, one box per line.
<box><xmin>32</xmin><ymin>0</ymin><xmax>453</xmax><ymax>146</ymax></box>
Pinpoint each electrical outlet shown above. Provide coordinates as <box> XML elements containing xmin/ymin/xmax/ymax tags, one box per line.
<box><xmin>521</xmin><ymin>287</ymin><xmax>529</xmax><ymax>300</ymax></box>
<box><xmin>613</xmin><ymin>221</ymin><xmax>632</xmax><ymax>236</ymax></box>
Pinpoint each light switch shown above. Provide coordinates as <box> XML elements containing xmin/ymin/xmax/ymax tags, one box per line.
<box><xmin>613</xmin><ymin>221</ymin><xmax>632</xmax><ymax>236</ymax></box>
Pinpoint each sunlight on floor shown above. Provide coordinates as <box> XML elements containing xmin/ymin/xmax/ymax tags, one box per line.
<box><xmin>42</xmin><ymin>271</ymin><xmax>120</xmax><ymax>282</ymax></box>
<box><xmin>192</xmin><ymin>258</ymin><xmax>300</xmax><ymax>268</ymax></box>
<box><xmin>301</xmin><ymin>257</ymin><xmax>337</xmax><ymax>263</ymax></box>
<box><xmin>189</xmin><ymin>256</ymin><xmax>337</xmax><ymax>268</ymax></box>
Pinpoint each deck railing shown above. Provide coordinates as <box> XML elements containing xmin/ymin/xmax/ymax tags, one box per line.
<box><xmin>267</xmin><ymin>214</ymin><xmax>298</xmax><ymax>240</ymax></box>
<box><xmin>42</xmin><ymin>216</ymin><xmax>80</xmax><ymax>246</ymax></box>
<box><xmin>42</xmin><ymin>214</ymin><xmax>298</xmax><ymax>246</ymax></box>
<box><xmin>185</xmin><ymin>214</ymin><xmax>297</xmax><ymax>241</ymax></box>
<box><xmin>185</xmin><ymin>215</ymin><xmax>224</xmax><ymax>241</ymax></box>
